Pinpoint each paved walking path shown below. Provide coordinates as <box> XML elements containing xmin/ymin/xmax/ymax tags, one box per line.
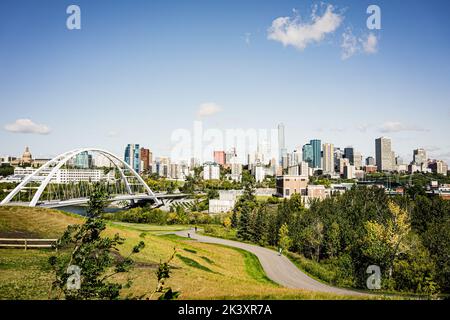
<box><xmin>175</xmin><ymin>229</ymin><xmax>366</xmax><ymax>296</ymax></box>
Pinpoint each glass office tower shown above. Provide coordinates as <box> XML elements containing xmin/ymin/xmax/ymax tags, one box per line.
<box><xmin>124</xmin><ymin>144</ymin><xmax>140</xmax><ymax>173</ymax></box>
<box><xmin>310</xmin><ymin>139</ymin><xmax>321</xmax><ymax>169</ymax></box>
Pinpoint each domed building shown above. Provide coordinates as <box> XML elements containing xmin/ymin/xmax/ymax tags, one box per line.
<box><xmin>10</xmin><ymin>146</ymin><xmax>50</xmax><ymax>168</ymax></box>
<box><xmin>21</xmin><ymin>146</ymin><xmax>33</xmax><ymax>164</ymax></box>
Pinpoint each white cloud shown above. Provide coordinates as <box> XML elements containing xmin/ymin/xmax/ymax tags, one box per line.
<box><xmin>379</xmin><ymin>121</ymin><xmax>427</xmax><ymax>133</ymax></box>
<box><xmin>197</xmin><ymin>102</ymin><xmax>222</xmax><ymax>117</ymax></box>
<box><xmin>424</xmin><ymin>145</ymin><xmax>441</xmax><ymax>152</ymax></box>
<box><xmin>356</xmin><ymin>123</ymin><xmax>371</xmax><ymax>132</ymax></box>
<box><xmin>4</xmin><ymin>119</ymin><xmax>51</xmax><ymax>135</ymax></box>
<box><xmin>243</xmin><ymin>32</ymin><xmax>251</xmax><ymax>45</ymax></box>
<box><xmin>434</xmin><ymin>151</ymin><xmax>450</xmax><ymax>162</ymax></box>
<box><xmin>362</xmin><ymin>33</ymin><xmax>378</xmax><ymax>54</ymax></box>
<box><xmin>341</xmin><ymin>28</ymin><xmax>358</xmax><ymax>60</ymax></box>
<box><xmin>341</xmin><ymin>30</ymin><xmax>378</xmax><ymax>59</ymax></box>
<box><xmin>107</xmin><ymin>130</ymin><xmax>118</xmax><ymax>137</ymax></box>
<box><xmin>267</xmin><ymin>4</ymin><xmax>343</xmax><ymax>51</ymax></box>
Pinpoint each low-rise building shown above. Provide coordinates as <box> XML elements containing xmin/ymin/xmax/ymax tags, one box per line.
<box><xmin>364</xmin><ymin>165</ymin><xmax>377</xmax><ymax>174</ymax></box>
<box><xmin>355</xmin><ymin>169</ymin><xmax>365</xmax><ymax>180</ymax></box>
<box><xmin>343</xmin><ymin>164</ymin><xmax>355</xmax><ymax>179</ymax></box>
<box><xmin>287</xmin><ymin>161</ymin><xmax>310</xmax><ymax>176</ymax></box>
<box><xmin>203</xmin><ymin>162</ymin><xmax>220</xmax><ymax>180</ymax></box>
<box><xmin>330</xmin><ymin>183</ymin><xmax>354</xmax><ymax>195</ymax></box>
<box><xmin>307</xmin><ymin>185</ymin><xmax>327</xmax><ymax>200</ymax></box>
<box><xmin>208</xmin><ymin>199</ymin><xmax>234</xmax><ymax>213</ymax></box>
<box><xmin>12</xmin><ymin>167</ymin><xmax>115</xmax><ymax>183</ymax></box>
<box><xmin>208</xmin><ymin>190</ymin><xmax>243</xmax><ymax>214</ymax></box>
<box><xmin>255</xmin><ymin>188</ymin><xmax>276</xmax><ymax>196</ymax></box>
<box><xmin>339</xmin><ymin>158</ymin><xmax>350</xmax><ymax>176</ymax></box>
<box><xmin>276</xmin><ymin>175</ymin><xmax>308</xmax><ymax>198</ymax></box>
<box><xmin>255</xmin><ymin>165</ymin><xmax>265</xmax><ymax>183</ymax></box>
<box><xmin>428</xmin><ymin>160</ymin><xmax>448</xmax><ymax>176</ymax></box>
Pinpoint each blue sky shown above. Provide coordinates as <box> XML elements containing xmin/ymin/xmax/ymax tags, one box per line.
<box><xmin>1</xmin><ymin>0</ymin><xmax>449</xmax><ymax>163</ymax></box>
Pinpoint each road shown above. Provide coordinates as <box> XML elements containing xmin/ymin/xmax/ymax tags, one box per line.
<box><xmin>175</xmin><ymin>229</ymin><xmax>366</xmax><ymax>296</ymax></box>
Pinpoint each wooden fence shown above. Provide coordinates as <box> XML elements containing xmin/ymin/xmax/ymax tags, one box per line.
<box><xmin>0</xmin><ymin>238</ymin><xmax>58</xmax><ymax>251</ymax></box>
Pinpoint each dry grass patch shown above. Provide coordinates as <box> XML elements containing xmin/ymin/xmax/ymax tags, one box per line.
<box><xmin>0</xmin><ymin>206</ymin><xmax>81</xmax><ymax>238</ymax></box>
<box><xmin>0</xmin><ymin>207</ymin><xmax>372</xmax><ymax>300</ymax></box>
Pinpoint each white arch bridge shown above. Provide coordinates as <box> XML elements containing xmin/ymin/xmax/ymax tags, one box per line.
<box><xmin>0</xmin><ymin>148</ymin><xmax>187</xmax><ymax>208</ymax></box>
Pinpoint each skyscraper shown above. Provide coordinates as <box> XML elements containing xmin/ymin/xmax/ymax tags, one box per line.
<box><xmin>375</xmin><ymin>137</ymin><xmax>393</xmax><ymax>172</ymax></box>
<box><xmin>354</xmin><ymin>151</ymin><xmax>363</xmax><ymax>169</ymax></box>
<box><xmin>278</xmin><ymin>123</ymin><xmax>286</xmax><ymax>163</ymax></box>
<box><xmin>213</xmin><ymin>151</ymin><xmax>226</xmax><ymax>165</ymax></box>
<box><xmin>334</xmin><ymin>148</ymin><xmax>343</xmax><ymax>172</ymax></box>
<box><xmin>322</xmin><ymin>143</ymin><xmax>334</xmax><ymax>173</ymax></box>
<box><xmin>344</xmin><ymin>147</ymin><xmax>354</xmax><ymax>165</ymax></box>
<box><xmin>203</xmin><ymin>162</ymin><xmax>220</xmax><ymax>180</ymax></box>
<box><xmin>124</xmin><ymin>144</ymin><xmax>140</xmax><ymax>173</ymax></box>
<box><xmin>292</xmin><ymin>147</ymin><xmax>302</xmax><ymax>165</ymax></box>
<box><xmin>428</xmin><ymin>160</ymin><xmax>448</xmax><ymax>176</ymax></box>
<box><xmin>140</xmin><ymin>148</ymin><xmax>152</xmax><ymax>173</ymax></box>
<box><xmin>366</xmin><ymin>156</ymin><xmax>375</xmax><ymax>166</ymax></box>
<box><xmin>281</xmin><ymin>153</ymin><xmax>290</xmax><ymax>170</ymax></box>
<box><xmin>302</xmin><ymin>144</ymin><xmax>314</xmax><ymax>168</ymax></box>
<box><xmin>225</xmin><ymin>148</ymin><xmax>237</xmax><ymax>165</ymax></box>
<box><xmin>413</xmin><ymin>148</ymin><xmax>427</xmax><ymax>165</ymax></box>
<box><xmin>230</xmin><ymin>156</ymin><xmax>242</xmax><ymax>176</ymax></box>
<box><xmin>74</xmin><ymin>151</ymin><xmax>90</xmax><ymax>169</ymax></box>
<box><xmin>254</xmin><ymin>162</ymin><xmax>265</xmax><ymax>183</ymax></box>
<box><xmin>310</xmin><ymin>139</ymin><xmax>321</xmax><ymax>169</ymax></box>
<box><xmin>339</xmin><ymin>158</ymin><xmax>350</xmax><ymax>175</ymax></box>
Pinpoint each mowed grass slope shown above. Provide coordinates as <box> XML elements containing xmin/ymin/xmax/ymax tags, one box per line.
<box><xmin>0</xmin><ymin>206</ymin><xmax>371</xmax><ymax>300</ymax></box>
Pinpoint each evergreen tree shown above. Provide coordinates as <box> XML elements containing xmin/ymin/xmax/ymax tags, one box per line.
<box><xmin>231</xmin><ymin>211</ymin><xmax>239</xmax><ymax>228</ymax></box>
<box><xmin>253</xmin><ymin>205</ymin><xmax>268</xmax><ymax>245</ymax></box>
<box><xmin>237</xmin><ymin>206</ymin><xmax>253</xmax><ymax>241</ymax></box>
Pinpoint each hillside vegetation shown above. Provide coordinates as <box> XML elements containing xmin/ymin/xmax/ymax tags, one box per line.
<box><xmin>0</xmin><ymin>206</ymin><xmax>368</xmax><ymax>300</ymax></box>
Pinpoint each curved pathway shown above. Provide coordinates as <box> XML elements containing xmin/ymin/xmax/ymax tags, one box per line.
<box><xmin>175</xmin><ymin>229</ymin><xmax>366</xmax><ymax>296</ymax></box>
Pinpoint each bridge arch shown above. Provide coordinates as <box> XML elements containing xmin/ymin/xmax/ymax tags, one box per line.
<box><xmin>0</xmin><ymin>148</ymin><xmax>161</xmax><ymax>207</ymax></box>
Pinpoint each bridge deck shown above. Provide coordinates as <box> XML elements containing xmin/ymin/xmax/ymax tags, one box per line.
<box><xmin>2</xmin><ymin>193</ymin><xmax>190</xmax><ymax>208</ymax></box>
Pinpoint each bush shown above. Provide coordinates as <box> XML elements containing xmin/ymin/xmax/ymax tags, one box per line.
<box><xmin>103</xmin><ymin>208</ymin><xmax>168</xmax><ymax>224</ymax></box>
<box><xmin>286</xmin><ymin>251</ymin><xmax>337</xmax><ymax>285</ymax></box>
<box><xmin>103</xmin><ymin>207</ymin><xmax>222</xmax><ymax>226</ymax></box>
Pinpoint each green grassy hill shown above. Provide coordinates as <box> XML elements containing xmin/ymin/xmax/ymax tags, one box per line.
<box><xmin>0</xmin><ymin>206</ymin><xmax>371</xmax><ymax>300</ymax></box>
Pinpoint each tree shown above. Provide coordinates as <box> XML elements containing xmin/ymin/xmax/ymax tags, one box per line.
<box><xmin>206</xmin><ymin>188</ymin><xmax>219</xmax><ymax>200</ymax></box>
<box><xmin>0</xmin><ymin>164</ymin><xmax>14</xmax><ymax>177</ymax></box>
<box><xmin>278</xmin><ymin>223</ymin><xmax>292</xmax><ymax>254</ymax></box>
<box><xmin>302</xmin><ymin>219</ymin><xmax>324</xmax><ymax>261</ymax></box>
<box><xmin>231</xmin><ymin>211</ymin><xmax>239</xmax><ymax>228</ymax></box>
<box><xmin>253</xmin><ymin>205</ymin><xmax>268</xmax><ymax>245</ymax></box>
<box><xmin>48</xmin><ymin>184</ymin><xmax>144</xmax><ymax>299</ymax></box>
<box><xmin>175</xmin><ymin>205</ymin><xmax>188</xmax><ymax>224</ymax></box>
<box><xmin>362</xmin><ymin>201</ymin><xmax>411</xmax><ymax>280</ymax></box>
<box><xmin>140</xmin><ymin>248</ymin><xmax>179</xmax><ymax>300</ymax></box>
<box><xmin>234</xmin><ymin>182</ymin><xmax>257</xmax><ymax>240</ymax></box>
<box><xmin>180</xmin><ymin>175</ymin><xmax>195</xmax><ymax>194</ymax></box>
<box><xmin>422</xmin><ymin>218</ymin><xmax>450</xmax><ymax>292</ymax></box>
<box><xmin>237</xmin><ymin>206</ymin><xmax>253</xmax><ymax>241</ymax></box>
<box><xmin>222</xmin><ymin>217</ymin><xmax>232</xmax><ymax>229</ymax></box>
<box><xmin>241</xmin><ymin>170</ymin><xmax>255</xmax><ymax>186</ymax></box>
<box><xmin>166</xmin><ymin>181</ymin><xmax>177</xmax><ymax>194</ymax></box>
<box><xmin>392</xmin><ymin>233</ymin><xmax>438</xmax><ymax>294</ymax></box>
<box><xmin>86</xmin><ymin>182</ymin><xmax>110</xmax><ymax>218</ymax></box>
<box><xmin>48</xmin><ymin>183</ymin><xmax>179</xmax><ymax>300</ymax></box>
<box><xmin>325</xmin><ymin>221</ymin><xmax>340</xmax><ymax>259</ymax></box>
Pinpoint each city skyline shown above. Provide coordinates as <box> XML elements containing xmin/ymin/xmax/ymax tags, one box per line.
<box><xmin>4</xmin><ymin>132</ymin><xmax>447</xmax><ymax>172</ymax></box>
<box><xmin>1</xmin><ymin>0</ymin><xmax>449</xmax><ymax>163</ymax></box>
